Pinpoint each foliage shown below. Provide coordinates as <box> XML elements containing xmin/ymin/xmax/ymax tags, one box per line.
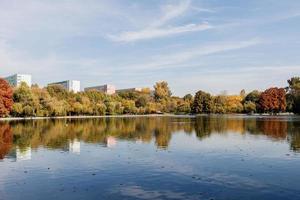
<box><xmin>245</xmin><ymin>90</ymin><xmax>261</xmax><ymax>103</ymax></box>
<box><xmin>154</xmin><ymin>81</ymin><xmax>172</xmax><ymax>101</ymax></box>
<box><xmin>244</xmin><ymin>101</ymin><xmax>256</xmax><ymax>113</ymax></box>
<box><xmin>135</xmin><ymin>95</ymin><xmax>148</xmax><ymax>108</ymax></box>
<box><xmin>259</xmin><ymin>87</ymin><xmax>286</xmax><ymax>113</ymax></box>
<box><xmin>0</xmin><ymin>78</ymin><xmax>13</xmax><ymax>117</ymax></box>
<box><xmin>183</xmin><ymin>94</ymin><xmax>193</xmax><ymax>102</ymax></box>
<box><xmin>225</xmin><ymin>95</ymin><xmax>244</xmax><ymax>113</ymax></box>
<box><xmin>287</xmin><ymin>77</ymin><xmax>300</xmax><ymax>114</ymax></box>
<box><xmin>212</xmin><ymin>95</ymin><xmax>226</xmax><ymax>114</ymax></box>
<box><xmin>1</xmin><ymin>78</ymin><xmax>299</xmax><ymax>117</ymax></box>
<box><xmin>192</xmin><ymin>90</ymin><xmax>213</xmax><ymax>114</ymax></box>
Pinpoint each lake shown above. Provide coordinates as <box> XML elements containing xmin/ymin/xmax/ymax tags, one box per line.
<box><xmin>0</xmin><ymin>115</ymin><xmax>300</xmax><ymax>200</ymax></box>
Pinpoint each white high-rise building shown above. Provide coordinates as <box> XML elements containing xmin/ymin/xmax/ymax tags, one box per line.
<box><xmin>48</xmin><ymin>80</ymin><xmax>81</xmax><ymax>93</ymax></box>
<box><xmin>4</xmin><ymin>74</ymin><xmax>32</xmax><ymax>87</ymax></box>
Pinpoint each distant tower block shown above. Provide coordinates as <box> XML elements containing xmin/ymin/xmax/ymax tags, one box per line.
<box><xmin>4</xmin><ymin>74</ymin><xmax>32</xmax><ymax>87</ymax></box>
<box><xmin>48</xmin><ymin>80</ymin><xmax>81</xmax><ymax>93</ymax></box>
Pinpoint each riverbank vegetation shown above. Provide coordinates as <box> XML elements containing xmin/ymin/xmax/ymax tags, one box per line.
<box><xmin>0</xmin><ymin>77</ymin><xmax>299</xmax><ymax>117</ymax></box>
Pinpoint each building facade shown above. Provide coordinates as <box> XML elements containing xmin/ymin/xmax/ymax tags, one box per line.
<box><xmin>84</xmin><ymin>84</ymin><xmax>116</xmax><ymax>95</ymax></box>
<box><xmin>48</xmin><ymin>80</ymin><xmax>81</xmax><ymax>93</ymax></box>
<box><xmin>4</xmin><ymin>74</ymin><xmax>32</xmax><ymax>87</ymax></box>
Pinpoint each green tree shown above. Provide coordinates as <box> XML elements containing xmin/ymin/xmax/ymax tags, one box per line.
<box><xmin>13</xmin><ymin>82</ymin><xmax>38</xmax><ymax>117</ymax></box>
<box><xmin>287</xmin><ymin>77</ymin><xmax>300</xmax><ymax>114</ymax></box>
<box><xmin>192</xmin><ymin>90</ymin><xmax>213</xmax><ymax>114</ymax></box>
<box><xmin>122</xmin><ymin>100</ymin><xmax>137</xmax><ymax>114</ymax></box>
<box><xmin>13</xmin><ymin>82</ymin><xmax>34</xmax><ymax>105</ymax></box>
<box><xmin>245</xmin><ymin>90</ymin><xmax>261</xmax><ymax>103</ymax></box>
<box><xmin>95</xmin><ymin>103</ymin><xmax>106</xmax><ymax>115</ymax></box>
<box><xmin>244</xmin><ymin>101</ymin><xmax>256</xmax><ymax>113</ymax></box>
<box><xmin>135</xmin><ymin>95</ymin><xmax>149</xmax><ymax>108</ymax></box>
<box><xmin>183</xmin><ymin>94</ymin><xmax>193</xmax><ymax>102</ymax></box>
<box><xmin>11</xmin><ymin>103</ymin><xmax>23</xmax><ymax>116</ymax></box>
<box><xmin>176</xmin><ymin>100</ymin><xmax>191</xmax><ymax>114</ymax></box>
<box><xmin>47</xmin><ymin>85</ymin><xmax>71</xmax><ymax>100</ymax></box>
<box><xmin>212</xmin><ymin>95</ymin><xmax>226</xmax><ymax>114</ymax></box>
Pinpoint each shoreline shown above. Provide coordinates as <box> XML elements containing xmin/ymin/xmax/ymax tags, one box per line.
<box><xmin>0</xmin><ymin>114</ymin><xmax>195</xmax><ymax>121</ymax></box>
<box><xmin>0</xmin><ymin>113</ymin><xmax>296</xmax><ymax>121</ymax></box>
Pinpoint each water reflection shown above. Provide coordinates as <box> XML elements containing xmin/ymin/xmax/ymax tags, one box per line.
<box><xmin>69</xmin><ymin>139</ymin><xmax>81</xmax><ymax>154</ymax></box>
<box><xmin>0</xmin><ymin>116</ymin><xmax>300</xmax><ymax>160</ymax></box>
<box><xmin>0</xmin><ymin>124</ymin><xmax>13</xmax><ymax>159</ymax></box>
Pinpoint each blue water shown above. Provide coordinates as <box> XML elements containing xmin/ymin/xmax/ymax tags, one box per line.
<box><xmin>0</xmin><ymin>116</ymin><xmax>300</xmax><ymax>200</ymax></box>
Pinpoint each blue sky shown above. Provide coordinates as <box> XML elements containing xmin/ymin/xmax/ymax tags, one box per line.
<box><xmin>0</xmin><ymin>0</ymin><xmax>300</xmax><ymax>96</ymax></box>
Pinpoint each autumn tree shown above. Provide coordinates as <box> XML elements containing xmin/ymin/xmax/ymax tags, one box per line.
<box><xmin>259</xmin><ymin>87</ymin><xmax>286</xmax><ymax>113</ymax></box>
<box><xmin>192</xmin><ymin>90</ymin><xmax>213</xmax><ymax>114</ymax></box>
<box><xmin>0</xmin><ymin>78</ymin><xmax>13</xmax><ymax>117</ymax></box>
<box><xmin>154</xmin><ymin>81</ymin><xmax>172</xmax><ymax>101</ymax></box>
<box><xmin>225</xmin><ymin>95</ymin><xmax>244</xmax><ymax>113</ymax></box>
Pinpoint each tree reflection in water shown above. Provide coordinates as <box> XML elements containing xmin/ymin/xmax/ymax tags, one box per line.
<box><xmin>0</xmin><ymin>116</ymin><xmax>300</xmax><ymax>159</ymax></box>
<box><xmin>0</xmin><ymin>124</ymin><xmax>13</xmax><ymax>159</ymax></box>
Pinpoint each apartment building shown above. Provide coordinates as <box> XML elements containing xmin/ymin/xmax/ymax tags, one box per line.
<box><xmin>4</xmin><ymin>74</ymin><xmax>32</xmax><ymax>87</ymax></box>
<box><xmin>48</xmin><ymin>80</ymin><xmax>81</xmax><ymax>93</ymax></box>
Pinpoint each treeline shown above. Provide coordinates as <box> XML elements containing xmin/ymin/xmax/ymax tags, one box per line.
<box><xmin>0</xmin><ymin>77</ymin><xmax>299</xmax><ymax>117</ymax></box>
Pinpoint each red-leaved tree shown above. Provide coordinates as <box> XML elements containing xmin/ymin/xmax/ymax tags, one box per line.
<box><xmin>0</xmin><ymin>78</ymin><xmax>13</xmax><ymax>117</ymax></box>
<box><xmin>259</xmin><ymin>87</ymin><xmax>286</xmax><ymax>113</ymax></box>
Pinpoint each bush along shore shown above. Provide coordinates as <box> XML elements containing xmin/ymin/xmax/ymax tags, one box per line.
<box><xmin>0</xmin><ymin>77</ymin><xmax>299</xmax><ymax>118</ymax></box>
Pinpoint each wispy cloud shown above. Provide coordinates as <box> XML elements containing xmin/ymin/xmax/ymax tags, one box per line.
<box><xmin>108</xmin><ymin>0</ymin><xmax>213</xmax><ymax>42</ymax></box>
<box><xmin>108</xmin><ymin>23</ymin><xmax>212</xmax><ymax>42</ymax></box>
<box><xmin>151</xmin><ymin>0</ymin><xmax>191</xmax><ymax>27</ymax></box>
<box><xmin>124</xmin><ymin>38</ymin><xmax>262</xmax><ymax>70</ymax></box>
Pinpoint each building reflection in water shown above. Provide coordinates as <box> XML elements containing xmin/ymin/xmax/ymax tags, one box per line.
<box><xmin>5</xmin><ymin>146</ymin><xmax>32</xmax><ymax>162</ymax></box>
<box><xmin>16</xmin><ymin>146</ymin><xmax>32</xmax><ymax>161</ymax></box>
<box><xmin>69</xmin><ymin>139</ymin><xmax>81</xmax><ymax>154</ymax></box>
<box><xmin>106</xmin><ymin>136</ymin><xmax>117</xmax><ymax>148</ymax></box>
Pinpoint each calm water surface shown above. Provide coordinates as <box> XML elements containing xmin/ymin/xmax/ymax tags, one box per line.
<box><xmin>0</xmin><ymin>115</ymin><xmax>300</xmax><ymax>200</ymax></box>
